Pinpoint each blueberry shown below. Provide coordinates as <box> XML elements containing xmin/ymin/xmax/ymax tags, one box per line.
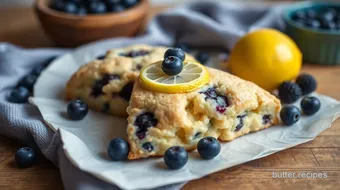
<box><xmin>280</xmin><ymin>105</ymin><xmax>300</xmax><ymax>126</ymax></box>
<box><xmin>262</xmin><ymin>114</ymin><xmax>271</xmax><ymax>125</ymax></box>
<box><xmin>88</xmin><ymin>1</ymin><xmax>107</xmax><ymax>14</ymax></box>
<box><xmin>234</xmin><ymin>114</ymin><xmax>246</xmax><ymax>131</ymax></box>
<box><xmin>322</xmin><ymin>8</ymin><xmax>337</xmax><ymax>21</ymax></box>
<box><xmin>120</xmin><ymin>50</ymin><xmax>150</xmax><ymax>58</ymax></box>
<box><xmin>162</xmin><ymin>56</ymin><xmax>183</xmax><ymax>75</ymax></box>
<box><xmin>8</xmin><ymin>87</ymin><xmax>30</xmax><ymax>104</ymax></box>
<box><xmin>306</xmin><ymin>19</ymin><xmax>321</xmax><ymax>28</ymax></box>
<box><xmin>118</xmin><ymin>82</ymin><xmax>134</xmax><ymax>101</ymax></box>
<box><xmin>195</xmin><ymin>52</ymin><xmax>210</xmax><ymax>65</ymax></box>
<box><xmin>51</xmin><ymin>0</ymin><xmax>65</xmax><ymax>11</ymax></box>
<box><xmin>293</xmin><ymin>10</ymin><xmax>306</xmax><ymax>20</ymax></box>
<box><xmin>301</xmin><ymin>96</ymin><xmax>321</xmax><ymax>116</ymax></box>
<box><xmin>164</xmin><ymin>146</ymin><xmax>188</xmax><ymax>170</ymax></box>
<box><xmin>108</xmin><ymin>4</ymin><xmax>125</xmax><ymax>12</ymax></box>
<box><xmin>97</xmin><ymin>54</ymin><xmax>106</xmax><ymax>60</ymax></box>
<box><xmin>278</xmin><ymin>81</ymin><xmax>302</xmax><ymax>104</ymax></box>
<box><xmin>18</xmin><ymin>74</ymin><xmax>37</xmax><ymax>92</ymax></box>
<box><xmin>142</xmin><ymin>142</ymin><xmax>153</xmax><ymax>152</ymax></box>
<box><xmin>91</xmin><ymin>74</ymin><xmax>120</xmax><ymax>97</ymax></box>
<box><xmin>320</xmin><ymin>20</ymin><xmax>336</xmax><ymax>30</ymax></box>
<box><xmin>63</xmin><ymin>2</ymin><xmax>78</xmax><ymax>14</ymax></box>
<box><xmin>105</xmin><ymin>0</ymin><xmax>122</xmax><ymax>4</ymax></box>
<box><xmin>175</xmin><ymin>44</ymin><xmax>190</xmax><ymax>52</ymax></box>
<box><xmin>306</xmin><ymin>9</ymin><xmax>317</xmax><ymax>19</ymax></box>
<box><xmin>200</xmin><ymin>87</ymin><xmax>230</xmax><ymax>114</ymax></box>
<box><xmin>296</xmin><ymin>74</ymin><xmax>317</xmax><ymax>95</ymax></box>
<box><xmin>197</xmin><ymin>137</ymin><xmax>221</xmax><ymax>159</ymax></box>
<box><xmin>77</xmin><ymin>6</ymin><xmax>87</xmax><ymax>15</ymax></box>
<box><xmin>164</xmin><ymin>48</ymin><xmax>186</xmax><ymax>61</ymax></box>
<box><xmin>107</xmin><ymin>138</ymin><xmax>129</xmax><ymax>161</ymax></box>
<box><xmin>134</xmin><ymin>112</ymin><xmax>158</xmax><ymax>140</ymax></box>
<box><xmin>122</xmin><ymin>0</ymin><xmax>139</xmax><ymax>8</ymax></box>
<box><xmin>15</xmin><ymin>147</ymin><xmax>37</xmax><ymax>168</ymax></box>
<box><xmin>67</xmin><ymin>100</ymin><xmax>88</xmax><ymax>120</ymax></box>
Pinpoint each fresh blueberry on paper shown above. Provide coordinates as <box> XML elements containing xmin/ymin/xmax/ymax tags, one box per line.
<box><xmin>195</xmin><ymin>52</ymin><xmax>210</xmax><ymax>65</ymax></box>
<box><xmin>67</xmin><ymin>100</ymin><xmax>89</xmax><ymax>120</ymax></box>
<box><xmin>164</xmin><ymin>146</ymin><xmax>188</xmax><ymax>170</ymax></box>
<box><xmin>8</xmin><ymin>87</ymin><xmax>30</xmax><ymax>104</ymax></box>
<box><xmin>296</xmin><ymin>74</ymin><xmax>317</xmax><ymax>95</ymax></box>
<box><xmin>301</xmin><ymin>96</ymin><xmax>321</xmax><ymax>116</ymax></box>
<box><xmin>15</xmin><ymin>147</ymin><xmax>37</xmax><ymax>168</ymax></box>
<box><xmin>278</xmin><ymin>81</ymin><xmax>302</xmax><ymax>104</ymax></box>
<box><xmin>280</xmin><ymin>105</ymin><xmax>301</xmax><ymax>126</ymax></box>
<box><xmin>162</xmin><ymin>56</ymin><xmax>183</xmax><ymax>76</ymax></box>
<box><xmin>164</xmin><ymin>48</ymin><xmax>186</xmax><ymax>61</ymax></box>
<box><xmin>107</xmin><ymin>138</ymin><xmax>129</xmax><ymax>161</ymax></box>
<box><xmin>197</xmin><ymin>137</ymin><xmax>221</xmax><ymax>159</ymax></box>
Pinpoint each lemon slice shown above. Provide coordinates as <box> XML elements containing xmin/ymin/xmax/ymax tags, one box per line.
<box><xmin>139</xmin><ymin>61</ymin><xmax>210</xmax><ymax>93</ymax></box>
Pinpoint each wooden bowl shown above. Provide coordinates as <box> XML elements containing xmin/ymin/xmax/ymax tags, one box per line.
<box><xmin>35</xmin><ymin>0</ymin><xmax>149</xmax><ymax>47</ymax></box>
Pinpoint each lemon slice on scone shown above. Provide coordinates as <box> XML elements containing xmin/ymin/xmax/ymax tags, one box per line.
<box><xmin>139</xmin><ymin>61</ymin><xmax>210</xmax><ymax>93</ymax></box>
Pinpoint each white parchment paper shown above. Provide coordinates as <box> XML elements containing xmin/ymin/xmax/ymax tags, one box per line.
<box><xmin>31</xmin><ymin>44</ymin><xmax>340</xmax><ymax>190</ymax></box>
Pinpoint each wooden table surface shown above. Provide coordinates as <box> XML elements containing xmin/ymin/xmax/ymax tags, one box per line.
<box><xmin>1</xmin><ymin>3</ymin><xmax>340</xmax><ymax>190</ymax></box>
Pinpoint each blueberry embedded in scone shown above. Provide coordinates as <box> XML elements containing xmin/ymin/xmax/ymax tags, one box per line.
<box><xmin>66</xmin><ymin>44</ymin><xmax>196</xmax><ymax>117</ymax></box>
<box><xmin>126</xmin><ymin>62</ymin><xmax>281</xmax><ymax>159</ymax></box>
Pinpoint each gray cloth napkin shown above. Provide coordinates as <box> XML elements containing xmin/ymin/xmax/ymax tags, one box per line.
<box><xmin>0</xmin><ymin>1</ymin><xmax>288</xmax><ymax>189</ymax></box>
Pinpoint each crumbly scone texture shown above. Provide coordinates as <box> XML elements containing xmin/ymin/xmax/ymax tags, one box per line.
<box><xmin>66</xmin><ymin>44</ymin><xmax>196</xmax><ymax>117</ymax></box>
<box><xmin>127</xmin><ymin>68</ymin><xmax>281</xmax><ymax>159</ymax></box>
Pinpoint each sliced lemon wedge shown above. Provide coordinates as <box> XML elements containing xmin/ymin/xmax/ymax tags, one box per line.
<box><xmin>139</xmin><ymin>61</ymin><xmax>210</xmax><ymax>93</ymax></box>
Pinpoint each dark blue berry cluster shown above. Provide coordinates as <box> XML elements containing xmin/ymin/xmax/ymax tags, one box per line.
<box><xmin>8</xmin><ymin>57</ymin><xmax>56</xmax><ymax>104</ymax></box>
<box><xmin>278</xmin><ymin>74</ymin><xmax>320</xmax><ymax>126</ymax></box>
<box><xmin>50</xmin><ymin>0</ymin><xmax>140</xmax><ymax>15</ymax></box>
<box><xmin>292</xmin><ymin>7</ymin><xmax>340</xmax><ymax>30</ymax></box>
<box><xmin>278</xmin><ymin>74</ymin><xmax>317</xmax><ymax>104</ymax></box>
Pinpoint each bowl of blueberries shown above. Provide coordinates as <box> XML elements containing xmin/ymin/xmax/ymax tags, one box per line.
<box><xmin>35</xmin><ymin>0</ymin><xmax>149</xmax><ymax>47</ymax></box>
<box><xmin>283</xmin><ymin>1</ymin><xmax>340</xmax><ymax>65</ymax></box>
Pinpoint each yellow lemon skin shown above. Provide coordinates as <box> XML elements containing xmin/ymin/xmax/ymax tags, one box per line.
<box><xmin>228</xmin><ymin>29</ymin><xmax>302</xmax><ymax>91</ymax></box>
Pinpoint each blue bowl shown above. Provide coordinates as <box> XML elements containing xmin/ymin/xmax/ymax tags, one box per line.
<box><xmin>283</xmin><ymin>1</ymin><xmax>340</xmax><ymax>65</ymax></box>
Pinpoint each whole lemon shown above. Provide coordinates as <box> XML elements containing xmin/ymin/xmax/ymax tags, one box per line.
<box><xmin>228</xmin><ymin>29</ymin><xmax>302</xmax><ymax>91</ymax></box>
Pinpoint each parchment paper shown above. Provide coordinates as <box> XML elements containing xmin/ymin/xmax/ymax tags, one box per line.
<box><xmin>31</xmin><ymin>44</ymin><xmax>340</xmax><ymax>190</ymax></box>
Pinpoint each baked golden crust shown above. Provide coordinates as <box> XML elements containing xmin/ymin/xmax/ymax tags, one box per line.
<box><xmin>66</xmin><ymin>44</ymin><xmax>196</xmax><ymax>117</ymax></box>
<box><xmin>127</xmin><ymin>68</ymin><xmax>281</xmax><ymax>159</ymax></box>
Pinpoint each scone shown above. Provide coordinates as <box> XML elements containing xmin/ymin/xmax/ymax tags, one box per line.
<box><xmin>126</xmin><ymin>68</ymin><xmax>281</xmax><ymax>159</ymax></box>
<box><xmin>66</xmin><ymin>44</ymin><xmax>196</xmax><ymax>117</ymax></box>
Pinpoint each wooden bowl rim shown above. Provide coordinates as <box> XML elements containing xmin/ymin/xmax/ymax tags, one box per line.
<box><xmin>35</xmin><ymin>0</ymin><xmax>149</xmax><ymax>21</ymax></box>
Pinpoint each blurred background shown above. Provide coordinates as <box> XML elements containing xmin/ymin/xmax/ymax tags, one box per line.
<box><xmin>0</xmin><ymin>0</ymin><xmax>295</xmax><ymax>7</ymax></box>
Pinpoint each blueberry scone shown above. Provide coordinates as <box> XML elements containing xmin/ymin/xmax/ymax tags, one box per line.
<box><xmin>126</xmin><ymin>67</ymin><xmax>281</xmax><ymax>159</ymax></box>
<box><xmin>66</xmin><ymin>45</ymin><xmax>195</xmax><ymax>117</ymax></box>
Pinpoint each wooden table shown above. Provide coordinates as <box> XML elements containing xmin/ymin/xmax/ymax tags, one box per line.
<box><xmin>1</xmin><ymin>4</ymin><xmax>340</xmax><ymax>190</ymax></box>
